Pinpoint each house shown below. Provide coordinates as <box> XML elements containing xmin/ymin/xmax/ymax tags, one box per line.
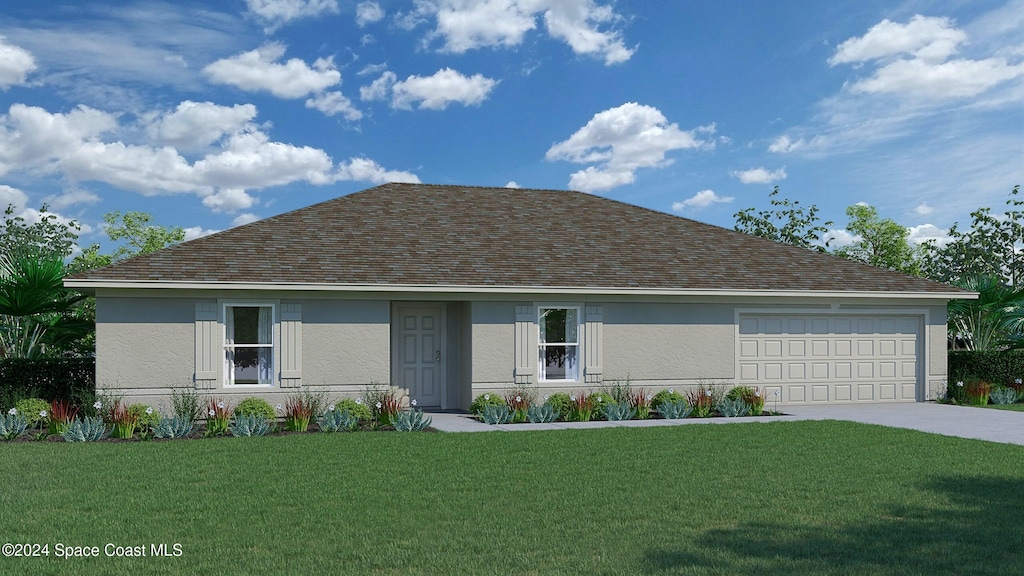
<box><xmin>65</xmin><ymin>183</ymin><xmax>971</xmax><ymax>410</ymax></box>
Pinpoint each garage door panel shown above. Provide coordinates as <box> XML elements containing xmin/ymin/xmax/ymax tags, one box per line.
<box><xmin>738</xmin><ymin>314</ymin><xmax>920</xmax><ymax>405</ymax></box>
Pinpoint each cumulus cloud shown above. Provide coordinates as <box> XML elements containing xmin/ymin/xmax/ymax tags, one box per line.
<box><xmin>767</xmin><ymin>135</ymin><xmax>807</xmax><ymax>154</ymax></box>
<box><xmin>830</xmin><ymin>15</ymin><xmax>1024</xmax><ymax>99</ymax></box>
<box><xmin>731</xmin><ymin>166</ymin><xmax>787</xmax><ymax>184</ymax></box>
<box><xmin>147</xmin><ymin>101</ymin><xmax>258</xmax><ymax>151</ymax></box>
<box><xmin>823</xmin><ymin>229</ymin><xmax>860</xmax><ymax>248</ymax></box>
<box><xmin>246</xmin><ymin>0</ymin><xmax>339</xmax><ymax>32</ymax></box>
<box><xmin>914</xmin><ymin>202</ymin><xmax>934</xmax><ymax>216</ymax></box>
<box><xmin>42</xmin><ymin>188</ymin><xmax>101</xmax><ymax>210</ymax></box>
<box><xmin>305</xmin><ymin>91</ymin><xmax>363</xmax><ymax>120</ymax></box>
<box><xmin>671</xmin><ymin>190</ymin><xmax>733</xmax><ymax>212</ymax></box>
<box><xmin>356</xmin><ymin>1</ymin><xmax>385</xmax><ymax>27</ymax></box>
<box><xmin>201</xmin><ymin>188</ymin><xmax>257</xmax><ymax>213</ymax></box>
<box><xmin>423</xmin><ymin>0</ymin><xmax>634</xmax><ymax>65</ymax></box>
<box><xmin>545</xmin><ymin>102</ymin><xmax>713</xmax><ymax>192</ymax></box>
<box><xmin>907</xmin><ymin>223</ymin><xmax>952</xmax><ymax>246</ymax></box>
<box><xmin>0</xmin><ymin>36</ymin><xmax>36</xmax><ymax>89</ymax></box>
<box><xmin>364</xmin><ymin>68</ymin><xmax>498</xmax><ymax>110</ymax></box>
<box><xmin>203</xmin><ymin>43</ymin><xmax>341</xmax><ymax>99</ymax></box>
<box><xmin>334</xmin><ymin>157</ymin><xmax>420</xmax><ymax>184</ymax></box>
<box><xmin>0</xmin><ymin>184</ymin><xmax>28</xmax><ymax>210</ymax></box>
<box><xmin>231</xmin><ymin>213</ymin><xmax>261</xmax><ymax>227</ymax></box>
<box><xmin>505</xmin><ymin>180</ymin><xmax>521</xmax><ymax>188</ymax></box>
<box><xmin>183</xmin><ymin>225</ymin><xmax>220</xmax><ymax>241</ymax></box>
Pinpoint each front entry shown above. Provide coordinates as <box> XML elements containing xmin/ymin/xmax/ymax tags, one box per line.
<box><xmin>394</xmin><ymin>304</ymin><xmax>444</xmax><ymax>408</ymax></box>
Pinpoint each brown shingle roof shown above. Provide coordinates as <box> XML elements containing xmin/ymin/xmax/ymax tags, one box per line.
<box><xmin>67</xmin><ymin>183</ymin><xmax>967</xmax><ymax>294</ymax></box>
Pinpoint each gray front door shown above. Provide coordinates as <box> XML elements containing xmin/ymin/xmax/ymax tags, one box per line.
<box><xmin>396</xmin><ymin>304</ymin><xmax>443</xmax><ymax>407</ymax></box>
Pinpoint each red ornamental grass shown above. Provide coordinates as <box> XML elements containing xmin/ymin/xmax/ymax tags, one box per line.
<box><xmin>505</xmin><ymin>391</ymin><xmax>530</xmax><ymax>411</ymax></box>
<box><xmin>284</xmin><ymin>398</ymin><xmax>313</xmax><ymax>431</ymax></box>
<box><xmin>47</xmin><ymin>399</ymin><xmax>79</xmax><ymax>435</ymax></box>
<box><xmin>965</xmin><ymin>380</ymin><xmax>992</xmax><ymax>406</ymax></box>
<box><xmin>628</xmin><ymin>389</ymin><xmax>652</xmax><ymax>419</ymax></box>
<box><xmin>110</xmin><ymin>400</ymin><xmax>139</xmax><ymax>439</ymax></box>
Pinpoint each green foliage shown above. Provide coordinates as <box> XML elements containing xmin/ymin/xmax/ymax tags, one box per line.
<box><xmin>717</xmin><ymin>397</ymin><xmax>751</xmax><ymax>417</ymax></box>
<box><xmin>284</xmin><ymin>396</ymin><xmax>314</xmax><ymax>432</ymax></box>
<box><xmin>963</xmin><ymin>379</ymin><xmax>992</xmax><ymax>407</ymax></box>
<box><xmin>229</xmin><ymin>413</ymin><xmax>272</xmax><ymax>437</ymax></box>
<box><xmin>947</xmin><ymin>276</ymin><xmax>1024</xmax><ymax>351</ymax></box>
<box><xmin>334</xmin><ymin>398</ymin><xmax>372</xmax><ymax>422</ymax></box>
<box><xmin>527</xmin><ymin>403</ymin><xmax>559</xmax><ymax>423</ymax></box>
<box><xmin>109</xmin><ymin>401</ymin><xmax>138</xmax><ymax>439</ymax></box>
<box><xmin>567</xmin><ymin>393</ymin><xmax>594</xmax><ymax>422</ymax></box>
<box><xmin>318</xmin><ymin>408</ymin><xmax>360</xmax><ymax>432</ymax></box>
<box><xmin>948</xmin><ymin>350</ymin><xmax>1024</xmax><ymax>384</ymax></box>
<box><xmin>833</xmin><ymin>204</ymin><xmax>922</xmax><ymax>275</ymax></box>
<box><xmin>170</xmin><ymin>388</ymin><xmax>203</xmax><ymax>421</ymax></box>
<box><xmin>153</xmin><ymin>415</ymin><xmax>195</xmax><ymax>439</ymax></box>
<box><xmin>72</xmin><ymin>211</ymin><xmax>186</xmax><ymax>268</ymax></box>
<box><xmin>0</xmin><ymin>254</ymin><xmax>91</xmax><ymax>358</ymax></box>
<box><xmin>393</xmin><ymin>409</ymin><xmax>432</xmax><ymax>432</ymax></box>
<box><xmin>470</xmin><ymin>392</ymin><xmax>508</xmax><ymax>415</ymax></box>
<box><xmin>481</xmin><ymin>404</ymin><xmax>512</xmax><ymax>425</ymax></box>
<box><xmin>728</xmin><ymin>386</ymin><xmax>765</xmax><ymax>416</ymax></box>
<box><xmin>1</xmin><ymin>410</ymin><xmax>29</xmax><ymax>440</ymax></box>
<box><xmin>62</xmin><ymin>416</ymin><xmax>106</xmax><ymax>442</ymax></box>
<box><xmin>733</xmin><ymin>187</ymin><xmax>833</xmax><ymax>252</ymax></box>
<box><xmin>0</xmin><ymin>358</ymin><xmax>95</xmax><ymax>410</ymax></box>
<box><xmin>205</xmin><ymin>399</ymin><xmax>232</xmax><ymax>437</ymax></box>
<box><xmin>127</xmin><ymin>404</ymin><xmax>159</xmax><ymax>434</ymax></box>
<box><xmin>657</xmin><ymin>399</ymin><xmax>693</xmax><ymax>419</ymax></box>
<box><xmin>627</xmin><ymin>388</ymin><xmax>653</xmax><ymax>419</ymax></box>
<box><xmin>13</xmin><ymin>398</ymin><xmax>50</xmax><ymax>426</ymax></box>
<box><xmin>989</xmin><ymin>387</ymin><xmax>1019</xmax><ymax>405</ymax></box>
<box><xmin>686</xmin><ymin>388</ymin><xmax>716</xmax><ymax>418</ymax></box>
<box><xmin>235</xmin><ymin>397</ymin><xmax>277</xmax><ymax>424</ymax></box>
<box><xmin>603</xmin><ymin>401</ymin><xmax>637</xmax><ymax>421</ymax></box>
<box><xmin>365</xmin><ymin>385</ymin><xmax>402</xmax><ymax>426</ymax></box>
<box><xmin>652</xmin><ymin>389</ymin><xmax>686</xmax><ymax>411</ymax></box>
<box><xmin>0</xmin><ymin>204</ymin><xmax>80</xmax><ymax>261</ymax></box>
<box><xmin>602</xmin><ymin>378</ymin><xmax>634</xmax><ymax>403</ymax></box>
<box><xmin>588</xmin><ymin>391</ymin><xmax>614</xmax><ymax>420</ymax></box>
<box><xmin>545</xmin><ymin>393</ymin><xmax>572</xmax><ymax>421</ymax></box>
<box><xmin>505</xmin><ymin>388</ymin><xmax>531</xmax><ymax>423</ymax></box>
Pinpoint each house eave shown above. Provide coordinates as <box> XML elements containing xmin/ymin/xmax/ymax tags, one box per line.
<box><xmin>63</xmin><ymin>279</ymin><xmax>977</xmax><ymax>300</ymax></box>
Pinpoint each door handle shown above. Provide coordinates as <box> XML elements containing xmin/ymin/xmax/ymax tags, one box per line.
<box><xmin>435</xmin><ymin>350</ymin><xmax>441</xmax><ymax>361</ymax></box>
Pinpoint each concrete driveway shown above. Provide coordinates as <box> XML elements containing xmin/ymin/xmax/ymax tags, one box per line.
<box><xmin>429</xmin><ymin>403</ymin><xmax>1024</xmax><ymax>446</ymax></box>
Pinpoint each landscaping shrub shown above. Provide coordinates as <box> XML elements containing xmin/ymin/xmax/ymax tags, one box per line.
<box><xmin>717</xmin><ymin>397</ymin><xmax>750</xmax><ymax>417</ymax></box>
<box><xmin>989</xmin><ymin>387</ymin><xmax>1019</xmax><ymax>405</ymax></box>
<box><xmin>627</xmin><ymin>388</ymin><xmax>652</xmax><ymax>419</ymax></box>
<box><xmin>127</xmin><ymin>404</ymin><xmax>159</xmax><ymax>435</ymax></box>
<box><xmin>47</xmin><ymin>399</ymin><xmax>78</xmax><ymax>435</ymax></box>
<box><xmin>651</xmin><ymin>389</ymin><xmax>685</xmax><ymax>412</ymax></box>
<box><xmin>567</xmin><ymin>393</ymin><xmax>595</xmax><ymax>422</ymax></box>
<box><xmin>367</xmin><ymin>386</ymin><xmax>402</xmax><ymax>426</ymax></box>
<box><xmin>0</xmin><ymin>358</ymin><xmax>95</xmax><ymax>410</ymax></box>
<box><xmin>545</xmin><ymin>393</ymin><xmax>572</xmax><ymax>420</ymax></box>
<box><xmin>229</xmin><ymin>414</ymin><xmax>272</xmax><ymax>437</ymax></box>
<box><xmin>603</xmin><ymin>401</ymin><xmax>636</xmax><ymax>421</ymax></box>
<box><xmin>505</xmin><ymin>389</ymin><xmax>531</xmax><ymax>423</ymax></box>
<box><xmin>470</xmin><ymin>392</ymin><xmax>508</xmax><ymax>415</ymax></box>
<box><xmin>153</xmin><ymin>415</ymin><xmax>195</xmax><ymax>439</ymax></box>
<box><xmin>170</xmin><ymin>388</ymin><xmax>203</xmax><ymax>421</ymax></box>
<box><xmin>948</xmin><ymin>351</ymin><xmax>1024</xmax><ymax>385</ymax></box>
<box><xmin>205</xmin><ymin>399</ymin><xmax>232</xmax><ymax>437</ymax></box>
<box><xmin>686</xmin><ymin>388</ymin><xmax>716</xmax><ymax>418</ymax></box>
<box><xmin>235</xmin><ymin>397</ymin><xmax>277</xmax><ymax>424</ymax></box>
<box><xmin>109</xmin><ymin>400</ymin><xmax>139</xmax><ymax>439</ymax></box>
<box><xmin>588</xmin><ymin>391</ymin><xmax>614</xmax><ymax>420</ymax></box>
<box><xmin>334</xmin><ymin>398</ymin><xmax>372</xmax><ymax>422</ymax></box>
<box><xmin>481</xmin><ymin>404</ymin><xmax>512</xmax><ymax>425</ymax></box>
<box><xmin>318</xmin><ymin>407</ymin><xmax>360</xmax><ymax>432</ymax></box>
<box><xmin>658</xmin><ymin>399</ymin><xmax>692</xmax><ymax>419</ymax></box>
<box><xmin>62</xmin><ymin>416</ymin><xmax>106</xmax><ymax>442</ymax></box>
<box><xmin>964</xmin><ymin>379</ymin><xmax>992</xmax><ymax>406</ymax></box>
<box><xmin>1</xmin><ymin>409</ymin><xmax>29</xmax><ymax>440</ymax></box>
<box><xmin>728</xmin><ymin>386</ymin><xmax>765</xmax><ymax>415</ymax></box>
<box><xmin>393</xmin><ymin>409</ymin><xmax>432</xmax><ymax>432</ymax></box>
<box><xmin>13</xmin><ymin>398</ymin><xmax>49</xmax><ymax>427</ymax></box>
<box><xmin>528</xmin><ymin>403</ymin><xmax>559</xmax><ymax>423</ymax></box>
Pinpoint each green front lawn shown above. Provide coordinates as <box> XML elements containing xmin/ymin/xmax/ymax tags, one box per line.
<box><xmin>985</xmin><ymin>403</ymin><xmax>1024</xmax><ymax>412</ymax></box>
<box><xmin>1</xmin><ymin>421</ymin><xmax>1022</xmax><ymax>575</ymax></box>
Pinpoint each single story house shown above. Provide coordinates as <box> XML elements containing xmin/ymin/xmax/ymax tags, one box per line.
<box><xmin>66</xmin><ymin>183</ymin><xmax>972</xmax><ymax>410</ymax></box>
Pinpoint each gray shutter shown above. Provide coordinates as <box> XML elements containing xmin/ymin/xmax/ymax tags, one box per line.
<box><xmin>194</xmin><ymin>302</ymin><xmax>219</xmax><ymax>389</ymax></box>
<box><xmin>584</xmin><ymin>305</ymin><xmax>603</xmax><ymax>384</ymax></box>
<box><xmin>280</xmin><ymin>303</ymin><xmax>302</xmax><ymax>388</ymax></box>
<box><xmin>514</xmin><ymin>305</ymin><xmax>536</xmax><ymax>385</ymax></box>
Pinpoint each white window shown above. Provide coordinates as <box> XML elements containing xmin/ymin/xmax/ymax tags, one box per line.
<box><xmin>224</xmin><ymin>305</ymin><xmax>274</xmax><ymax>386</ymax></box>
<box><xmin>538</xmin><ymin>307</ymin><xmax>580</xmax><ymax>382</ymax></box>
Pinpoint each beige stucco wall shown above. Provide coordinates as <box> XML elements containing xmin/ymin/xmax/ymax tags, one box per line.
<box><xmin>468</xmin><ymin>301</ymin><xmax>515</xmax><ymax>386</ymax></box>
<box><xmin>301</xmin><ymin>299</ymin><xmax>390</xmax><ymax>387</ymax></box>
<box><xmin>927</xmin><ymin>304</ymin><xmax>948</xmax><ymax>399</ymax></box>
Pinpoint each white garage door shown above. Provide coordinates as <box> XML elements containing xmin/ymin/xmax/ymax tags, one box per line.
<box><xmin>737</xmin><ymin>315</ymin><xmax>921</xmax><ymax>404</ymax></box>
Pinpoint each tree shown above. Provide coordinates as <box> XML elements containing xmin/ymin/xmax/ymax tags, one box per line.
<box><xmin>734</xmin><ymin>187</ymin><xmax>833</xmax><ymax>252</ymax></box>
<box><xmin>921</xmin><ymin>186</ymin><xmax>1023</xmax><ymax>286</ymax></box>
<box><xmin>0</xmin><ymin>204</ymin><xmax>79</xmax><ymax>261</ymax></box>
<box><xmin>71</xmin><ymin>211</ymin><xmax>185</xmax><ymax>271</ymax></box>
<box><xmin>0</xmin><ymin>254</ymin><xmax>89</xmax><ymax>358</ymax></box>
<box><xmin>947</xmin><ymin>275</ymin><xmax>1024</xmax><ymax>351</ymax></box>
<box><xmin>833</xmin><ymin>203</ymin><xmax>922</xmax><ymax>276</ymax></box>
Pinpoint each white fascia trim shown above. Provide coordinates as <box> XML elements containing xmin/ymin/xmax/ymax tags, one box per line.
<box><xmin>63</xmin><ymin>279</ymin><xmax>975</xmax><ymax>300</ymax></box>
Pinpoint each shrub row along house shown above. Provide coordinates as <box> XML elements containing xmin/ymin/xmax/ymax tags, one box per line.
<box><xmin>66</xmin><ymin>183</ymin><xmax>972</xmax><ymax>410</ymax></box>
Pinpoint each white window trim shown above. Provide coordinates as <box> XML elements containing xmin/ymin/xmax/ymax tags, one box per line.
<box><xmin>222</xmin><ymin>302</ymin><xmax>277</xmax><ymax>388</ymax></box>
<box><xmin>537</xmin><ymin>304</ymin><xmax>582</xmax><ymax>384</ymax></box>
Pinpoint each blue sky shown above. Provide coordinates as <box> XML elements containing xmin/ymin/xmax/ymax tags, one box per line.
<box><xmin>0</xmin><ymin>0</ymin><xmax>1022</xmax><ymax>253</ymax></box>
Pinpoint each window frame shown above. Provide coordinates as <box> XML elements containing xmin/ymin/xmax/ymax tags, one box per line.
<box><xmin>536</xmin><ymin>305</ymin><xmax>582</xmax><ymax>383</ymax></box>
<box><xmin>222</xmin><ymin>303</ymin><xmax>277</xmax><ymax>388</ymax></box>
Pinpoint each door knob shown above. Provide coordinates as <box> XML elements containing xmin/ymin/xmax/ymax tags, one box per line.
<box><xmin>434</xmin><ymin>350</ymin><xmax>441</xmax><ymax>361</ymax></box>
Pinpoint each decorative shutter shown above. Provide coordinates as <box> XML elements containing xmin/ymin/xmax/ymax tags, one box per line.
<box><xmin>280</xmin><ymin>303</ymin><xmax>302</xmax><ymax>388</ymax></box>
<box><xmin>514</xmin><ymin>305</ymin><xmax>536</xmax><ymax>385</ymax></box>
<box><xmin>194</xmin><ymin>303</ymin><xmax>219</xmax><ymax>389</ymax></box>
<box><xmin>584</xmin><ymin>305</ymin><xmax>603</xmax><ymax>384</ymax></box>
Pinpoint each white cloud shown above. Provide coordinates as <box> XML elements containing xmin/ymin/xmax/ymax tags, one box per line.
<box><xmin>671</xmin><ymin>190</ymin><xmax>733</xmax><ymax>212</ymax></box>
<box><xmin>192</xmin><ymin>130</ymin><xmax>334</xmax><ymax>190</ymax></box>
<box><xmin>246</xmin><ymin>0</ymin><xmax>339</xmax><ymax>32</ymax></box>
<box><xmin>0</xmin><ymin>184</ymin><xmax>28</xmax><ymax>210</ymax></box>
<box><xmin>389</xmin><ymin>68</ymin><xmax>498</xmax><ymax>110</ymax></box>
<box><xmin>505</xmin><ymin>180</ymin><xmax>521</xmax><ymax>188</ymax></box>
<box><xmin>0</xmin><ymin>104</ymin><xmax>118</xmax><ymax>175</ymax></box>
<box><xmin>360</xmin><ymin>71</ymin><xmax>397</xmax><ymax>101</ymax></box>
<box><xmin>424</xmin><ymin>0</ymin><xmax>634</xmax><ymax>65</ymax></box>
<box><xmin>231</xmin><ymin>213</ymin><xmax>261</xmax><ymax>227</ymax></box>
<box><xmin>0</xmin><ymin>36</ymin><xmax>36</xmax><ymax>89</ymax></box>
<box><xmin>907</xmin><ymin>223</ymin><xmax>952</xmax><ymax>247</ymax></box>
<box><xmin>357</xmin><ymin>62</ymin><xmax>389</xmax><ymax>76</ymax></box>
<box><xmin>823</xmin><ymin>229</ymin><xmax>860</xmax><ymax>248</ymax></box>
<box><xmin>356</xmin><ymin>2</ymin><xmax>385</xmax><ymax>27</ymax></box>
<box><xmin>42</xmin><ymin>188</ymin><xmax>101</xmax><ymax>210</ymax></box>
<box><xmin>201</xmin><ymin>188</ymin><xmax>257</xmax><ymax>213</ymax></box>
<box><xmin>731</xmin><ymin>166</ymin><xmax>787</xmax><ymax>184</ymax></box>
<box><xmin>203</xmin><ymin>42</ymin><xmax>341</xmax><ymax>99</ymax></box>
<box><xmin>305</xmin><ymin>91</ymin><xmax>363</xmax><ymax>120</ymax></box>
<box><xmin>183</xmin><ymin>225</ymin><xmax>220</xmax><ymax>241</ymax></box>
<box><xmin>147</xmin><ymin>101</ymin><xmax>258</xmax><ymax>151</ymax></box>
<box><xmin>767</xmin><ymin>135</ymin><xmax>807</xmax><ymax>154</ymax></box>
<box><xmin>830</xmin><ymin>16</ymin><xmax>966</xmax><ymax>65</ymax></box>
<box><xmin>334</xmin><ymin>157</ymin><xmax>420</xmax><ymax>184</ymax></box>
<box><xmin>914</xmin><ymin>202</ymin><xmax>934</xmax><ymax>216</ymax></box>
<box><xmin>16</xmin><ymin>207</ymin><xmax>92</xmax><ymax>234</ymax></box>
<box><xmin>545</xmin><ymin>102</ymin><xmax>712</xmax><ymax>192</ymax></box>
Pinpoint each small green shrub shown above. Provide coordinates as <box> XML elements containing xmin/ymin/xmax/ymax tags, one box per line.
<box><xmin>481</xmin><ymin>404</ymin><xmax>512</xmax><ymax>425</ymax></box>
<box><xmin>110</xmin><ymin>400</ymin><xmax>138</xmax><ymax>439</ymax></box>
<box><xmin>728</xmin><ymin>386</ymin><xmax>765</xmax><ymax>416</ymax></box>
<box><xmin>528</xmin><ymin>403</ymin><xmax>559</xmax><ymax>423</ymax></box>
<box><xmin>235</xmin><ymin>397</ymin><xmax>276</xmax><ymax>418</ymax></box>
<box><xmin>717</xmin><ymin>397</ymin><xmax>750</xmax><ymax>417</ymax></box>
<box><xmin>62</xmin><ymin>416</ymin><xmax>106</xmax><ymax>442</ymax></box>
<box><xmin>658</xmin><ymin>399</ymin><xmax>692</xmax><ymax>419</ymax></box>
<box><xmin>989</xmin><ymin>387</ymin><xmax>1019</xmax><ymax>405</ymax></box>
<box><xmin>318</xmin><ymin>408</ymin><xmax>360</xmax><ymax>432</ymax></box>
<box><xmin>604</xmin><ymin>401</ymin><xmax>636</xmax><ymax>421</ymax></box>
<box><xmin>545</xmin><ymin>393</ymin><xmax>572</xmax><ymax>420</ymax></box>
<box><xmin>393</xmin><ymin>409</ymin><xmax>432</xmax><ymax>432</ymax></box>
<box><xmin>170</xmin><ymin>388</ymin><xmax>203</xmax><ymax>421</ymax></box>
<box><xmin>686</xmin><ymin>388</ymin><xmax>716</xmax><ymax>418</ymax></box>
<box><xmin>651</xmin><ymin>389</ymin><xmax>685</xmax><ymax>411</ymax></box>
<box><xmin>470</xmin><ymin>393</ymin><xmax>508</xmax><ymax>416</ymax></box>
<box><xmin>229</xmin><ymin>414</ymin><xmax>272</xmax><ymax>437</ymax></box>
<box><xmin>602</xmin><ymin>378</ymin><xmax>634</xmax><ymax>404</ymax></box>
<box><xmin>205</xmin><ymin>399</ymin><xmax>232</xmax><ymax>437</ymax></box>
<box><xmin>505</xmin><ymin>389</ymin><xmax>531</xmax><ymax>423</ymax></box>
<box><xmin>1</xmin><ymin>409</ymin><xmax>29</xmax><ymax>440</ymax></box>
<box><xmin>153</xmin><ymin>415</ymin><xmax>195</xmax><ymax>439</ymax></box>
<box><xmin>567</xmin><ymin>393</ymin><xmax>594</xmax><ymax>422</ymax></box>
<box><xmin>627</xmin><ymin>388</ymin><xmax>652</xmax><ymax>419</ymax></box>
<box><xmin>588</xmin><ymin>391</ymin><xmax>614</xmax><ymax>420</ymax></box>
<box><xmin>334</xmin><ymin>398</ymin><xmax>372</xmax><ymax>422</ymax></box>
<box><xmin>964</xmin><ymin>379</ymin><xmax>992</xmax><ymax>406</ymax></box>
<box><xmin>47</xmin><ymin>399</ymin><xmax>79</xmax><ymax>435</ymax></box>
<box><xmin>127</xmin><ymin>404</ymin><xmax>160</xmax><ymax>434</ymax></box>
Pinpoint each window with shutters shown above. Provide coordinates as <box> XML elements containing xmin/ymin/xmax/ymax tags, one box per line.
<box><xmin>538</xmin><ymin>306</ymin><xmax>581</xmax><ymax>382</ymax></box>
<box><xmin>223</xmin><ymin>304</ymin><xmax>275</xmax><ymax>386</ymax></box>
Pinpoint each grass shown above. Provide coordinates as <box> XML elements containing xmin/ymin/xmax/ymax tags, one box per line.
<box><xmin>1</xmin><ymin>421</ymin><xmax>1022</xmax><ymax>575</ymax></box>
<box><xmin>984</xmin><ymin>403</ymin><xmax>1024</xmax><ymax>412</ymax></box>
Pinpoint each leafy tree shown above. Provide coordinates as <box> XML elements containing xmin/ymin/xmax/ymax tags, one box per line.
<box><xmin>0</xmin><ymin>204</ymin><xmax>80</xmax><ymax>261</ymax></box>
<box><xmin>948</xmin><ymin>275</ymin><xmax>1024</xmax><ymax>351</ymax></box>
<box><xmin>921</xmin><ymin>186</ymin><xmax>1023</xmax><ymax>286</ymax></box>
<box><xmin>71</xmin><ymin>211</ymin><xmax>185</xmax><ymax>271</ymax></box>
<box><xmin>833</xmin><ymin>204</ymin><xmax>922</xmax><ymax>276</ymax></box>
<box><xmin>0</xmin><ymin>254</ymin><xmax>89</xmax><ymax>358</ymax></box>
<box><xmin>734</xmin><ymin>187</ymin><xmax>833</xmax><ymax>252</ymax></box>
